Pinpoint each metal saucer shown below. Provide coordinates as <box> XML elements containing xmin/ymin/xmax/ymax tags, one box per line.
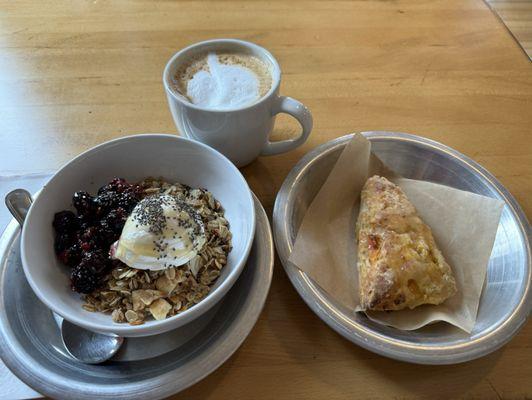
<box><xmin>0</xmin><ymin>193</ymin><xmax>273</xmax><ymax>399</ymax></box>
<box><xmin>273</xmin><ymin>131</ymin><xmax>531</xmax><ymax>365</ymax></box>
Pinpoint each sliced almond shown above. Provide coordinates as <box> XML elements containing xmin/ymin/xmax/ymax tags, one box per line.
<box><xmin>187</xmin><ymin>256</ymin><xmax>202</xmax><ymax>277</ymax></box>
<box><xmin>131</xmin><ymin>290</ymin><xmax>144</xmax><ymax>311</ymax></box>
<box><xmin>141</xmin><ymin>289</ymin><xmax>164</xmax><ymax>305</ymax></box>
<box><xmin>155</xmin><ymin>275</ymin><xmax>177</xmax><ymax>294</ymax></box>
<box><xmin>149</xmin><ymin>298</ymin><xmax>172</xmax><ymax>320</ymax></box>
<box><xmin>132</xmin><ymin>289</ymin><xmax>164</xmax><ymax>309</ymax></box>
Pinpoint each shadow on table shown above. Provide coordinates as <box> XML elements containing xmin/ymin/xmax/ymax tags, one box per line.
<box><xmin>357</xmin><ymin>346</ymin><xmax>502</xmax><ymax>399</ymax></box>
<box><xmin>269</xmin><ymin>269</ymin><xmax>503</xmax><ymax>399</ymax></box>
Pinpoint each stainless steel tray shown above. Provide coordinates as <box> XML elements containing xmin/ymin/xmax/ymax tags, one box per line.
<box><xmin>274</xmin><ymin>131</ymin><xmax>531</xmax><ymax>364</ymax></box>
<box><xmin>0</xmin><ymin>193</ymin><xmax>273</xmax><ymax>399</ymax></box>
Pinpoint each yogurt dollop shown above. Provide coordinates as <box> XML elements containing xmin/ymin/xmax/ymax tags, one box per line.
<box><xmin>112</xmin><ymin>194</ymin><xmax>206</xmax><ymax>271</ymax></box>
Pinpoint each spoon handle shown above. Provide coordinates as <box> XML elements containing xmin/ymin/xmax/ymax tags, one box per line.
<box><xmin>5</xmin><ymin>189</ymin><xmax>33</xmax><ymax>226</ymax></box>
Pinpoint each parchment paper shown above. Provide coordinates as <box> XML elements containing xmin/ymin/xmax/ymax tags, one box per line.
<box><xmin>288</xmin><ymin>134</ymin><xmax>504</xmax><ymax>332</ymax></box>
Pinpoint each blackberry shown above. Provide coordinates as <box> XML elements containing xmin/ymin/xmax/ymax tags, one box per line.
<box><xmin>102</xmin><ymin>207</ymin><xmax>128</xmax><ymax>233</ymax></box>
<box><xmin>79</xmin><ymin>227</ymin><xmax>99</xmax><ymax>249</ymax></box>
<box><xmin>95</xmin><ymin>180</ymin><xmax>143</xmax><ymax>215</ymax></box>
<box><xmin>70</xmin><ymin>264</ymin><xmax>101</xmax><ymax>294</ymax></box>
<box><xmin>52</xmin><ymin>211</ymin><xmax>79</xmax><ymax>233</ymax></box>
<box><xmin>94</xmin><ymin>191</ymin><xmax>119</xmax><ymax>216</ymax></box>
<box><xmin>57</xmin><ymin>243</ymin><xmax>82</xmax><ymax>266</ymax></box>
<box><xmin>54</xmin><ymin>232</ymin><xmax>76</xmax><ymax>253</ymax></box>
<box><xmin>80</xmin><ymin>226</ymin><xmax>116</xmax><ymax>249</ymax></box>
<box><xmin>130</xmin><ymin>184</ymin><xmax>144</xmax><ymax>198</ymax></box>
<box><xmin>78</xmin><ymin>214</ymin><xmax>95</xmax><ymax>231</ymax></box>
<box><xmin>72</xmin><ymin>191</ymin><xmax>96</xmax><ymax>217</ymax></box>
<box><xmin>97</xmin><ymin>178</ymin><xmax>128</xmax><ymax>195</ymax></box>
<box><xmin>117</xmin><ymin>191</ymin><xmax>140</xmax><ymax>213</ymax></box>
<box><xmin>80</xmin><ymin>249</ymin><xmax>110</xmax><ymax>273</ymax></box>
<box><xmin>99</xmin><ymin>226</ymin><xmax>118</xmax><ymax>245</ymax></box>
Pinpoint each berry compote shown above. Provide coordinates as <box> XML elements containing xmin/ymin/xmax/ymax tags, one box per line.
<box><xmin>52</xmin><ymin>178</ymin><xmax>143</xmax><ymax>294</ymax></box>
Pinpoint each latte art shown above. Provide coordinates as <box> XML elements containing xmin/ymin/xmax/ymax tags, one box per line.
<box><xmin>187</xmin><ymin>53</ymin><xmax>260</xmax><ymax>110</ymax></box>
<box><xmin>173</xmin><ymin>51</ymin><xmax>272</xmax><ymax>110</ymax></box>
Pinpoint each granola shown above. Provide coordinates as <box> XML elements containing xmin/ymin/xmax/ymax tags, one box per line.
<box><xmin>83</xmin><ymin>178</ymin><xmax>232</xmax><ymax>324</ymax></box>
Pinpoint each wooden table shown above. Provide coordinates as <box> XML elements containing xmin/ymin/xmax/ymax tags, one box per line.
<box><xmin>0</xmin><ymin>1</ymin><xmax>530</xmax><ymax>399</ymax></box>
<box><xmin>487</xmin><ymin>0</ymin><xmax>532</xmax><ymax>59</ymax></box>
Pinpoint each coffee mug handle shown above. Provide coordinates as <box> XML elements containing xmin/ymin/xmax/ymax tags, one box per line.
<box><xmin>261</xmin><ymin>96</ymin><xmax>313</xmax><ymax>156</ymax></box>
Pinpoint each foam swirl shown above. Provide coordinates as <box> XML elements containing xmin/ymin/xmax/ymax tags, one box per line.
<box><xmin>186</xmin><ymin>53</ymin><xmax>260</xmax><ymax>110</ymax></box>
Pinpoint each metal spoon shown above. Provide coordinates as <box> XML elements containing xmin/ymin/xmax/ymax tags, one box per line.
<box><xmin>5</xmin><ymin>188</ymin><xmax>124</xmax><ymax>364</ymax></box>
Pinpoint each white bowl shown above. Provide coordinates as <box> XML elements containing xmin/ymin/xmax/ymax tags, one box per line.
<box><xmin>21</xmin><ymin>134</ymin><xmax>256</xmax><ymax>337</ymax></box>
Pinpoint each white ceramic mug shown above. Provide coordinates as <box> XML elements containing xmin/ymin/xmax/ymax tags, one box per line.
<box><xmin>163</xmin><ymin>39</ymin><xmax>313</xmax><ymax>167</ymax></box>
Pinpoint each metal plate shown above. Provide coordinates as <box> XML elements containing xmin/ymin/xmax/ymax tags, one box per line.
<box><xmin>0</xmin><ymin>193</ymin><xmax>273</xmax><ymax>399</ymax></box>
<box><xmin>273</xmin><ymin>131</ymin><xmax>531</xmax><ymax>365</ymax></box>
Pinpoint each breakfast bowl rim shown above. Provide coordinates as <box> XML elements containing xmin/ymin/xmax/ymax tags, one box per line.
<box><xmin>20</xmin><ymin>133</ymin><xmax>256</xmax><ymax>336</ymax></box>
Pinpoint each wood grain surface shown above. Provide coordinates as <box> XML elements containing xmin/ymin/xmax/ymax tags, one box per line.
<box><xmin>0</xmin><ymin>1</ymin><xmax>530</xmax><ymax>399</ymax></box>
<box><xmin>487</xmin><ymin>0</ymin><xmax>532</xmax><ymax>59</ymax></box>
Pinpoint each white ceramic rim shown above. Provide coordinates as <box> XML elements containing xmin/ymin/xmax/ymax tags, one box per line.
<box><xmin>20</xmin><ymin>133</ymin><xmax>256</xmax><ymax>336</ymax></box>
<box><xmin>162</xmin><ymin>38</ymin><xmax>282</xmax><ymax>113</ymax></box>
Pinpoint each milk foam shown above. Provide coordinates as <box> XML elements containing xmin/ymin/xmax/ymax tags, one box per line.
<box><xmin>186</xmin><ymin>53</ymin><xmax>261</xmax><ymax>110</ymax></box>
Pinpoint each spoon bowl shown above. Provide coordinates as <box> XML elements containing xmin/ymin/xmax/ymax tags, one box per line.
<box><xmin>61</xmin><ymin>318</ymin><xmax>124</xmax><ymax>364</ymax></box>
